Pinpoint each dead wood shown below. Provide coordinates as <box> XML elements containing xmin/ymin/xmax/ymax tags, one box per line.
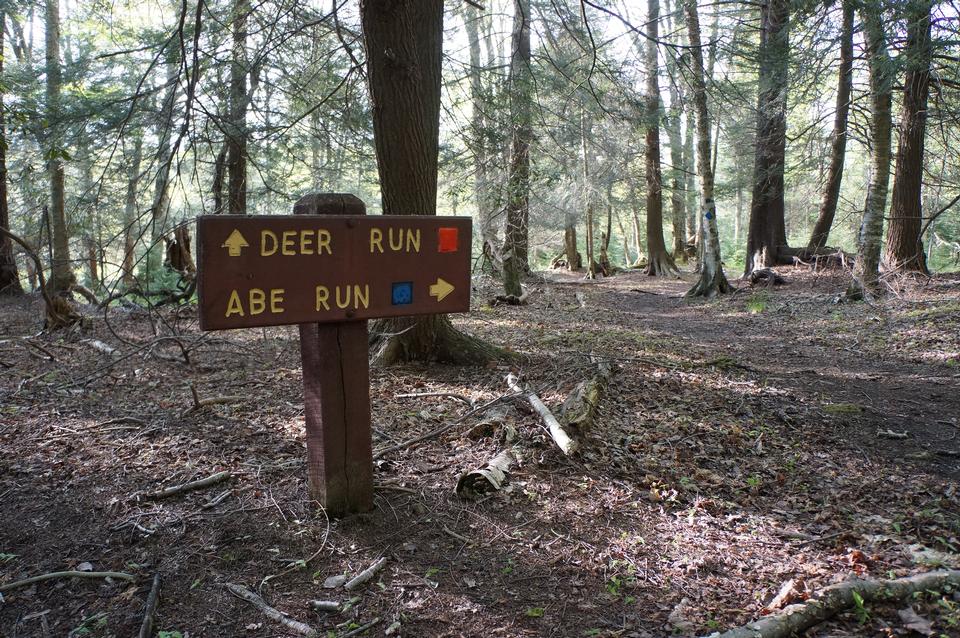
<box><xmin>224</xmin><ymin>583</ymin><xmax>317</xmax><ymax>636</ymax></box>
<box><xmin>146</xmin><ymin>471</ymin><xmax>232</xmax><ymax>500</ymax></box>
<box><xmin>70</xmin><ymin>283</ymin><xmax>100</xmax><ymax>305</ymax></box>
<box><xmin>561</xmin><ymin>360</ymin><xmax>614</xmax><ymax>431</ymax></box>
<box><xmin>706</xmin><ymin>570</ymin><xmax>960</xmax><ymax>638</ymax></box>
<box><xmin>84</xmin><ymin>339</ymin><xmax>117</xmax><ymax>356</ymax></box>
<box><xmin>0</xmin><ymin>570</ymin><xmax>136</xmax><ymax>592</ymax></box>
<box><xmin>309</xmin><ymin>600</ymin><xmax>340</xmax><ymax>612</ymax></box>
<box><xmin>180</xmin><ymin>384</ymin><xmax>244</xmax><ymax>417</ymax></box>
<box><xmin>506</xmin><ymin>373</ymin><xmax>578</xmax><ymax>455</ymax></box>
<box><xmin>138</xmin><ymin>573</ymin><xmax>161</xmax><ymax>638</ymax></box>
<box><xmin>344</xmin><ymin>557</ymin><xmax>388</xmax><ymax>591</ymax></box>
<box><xmin>748</xmin><ymin>269</ymin><xmax>786</xmax><ymax>287</ymax></box>
<box><xmin>456</xmin><ymin>449</ymin><xmax>516</xmax><ymax>499</ymax></box>
<box><xmin>373</xmin><ymin>393</ymin><xmax>520</xmax><ymax>460</ymax></box>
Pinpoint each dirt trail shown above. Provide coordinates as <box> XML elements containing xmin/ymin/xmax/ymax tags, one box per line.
<box><xmin>1</xmin><ymin>269</ymin><xmax>959</xmax><ymax>637</ymax></box>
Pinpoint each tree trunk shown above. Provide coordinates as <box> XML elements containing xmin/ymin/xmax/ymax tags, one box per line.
<box><xmin>883</xmin><ymin>0</ymin><xmax>931</xmax><ymax>274</ymax></box>
<box><xmin>666</xmin><ymin>58</ymin><xmax>686</xmax><ymax>261</ymax></box>
<box><xmin>564</xmin><ymin>211</ymin><xmax>581</xmax><ymax>270</ymax></box>
<box><xmin>0</xmin><ymin>10</ymin><xmax>23</xmax><ymax>295</ymax></box>
<box><xmin>147</xmin><ymin>49</ymin><xmax>179</xmax><ymax>280</ymax></box>
<box><xmin>683</xmin><ymin>94</ymin><xmax>697</xmax><ymax>259</ymax></box>
<box><xmin>850</xmin><ymin>4</ymin><xmax>894</xmax><ymax>297</ymax></box>
<box><xmin>745</xmin><ymin>0</ymin><xmax>790</xmax><ymax>274</ymax></box>
<box><xmin>581</xmin><ymin>106</ymin><xmax>596</xmax><ymax>278</ymax></box>
<box><xmin>361</xmin><ymin>0</ymin><xmax>495</xmax><ymax>365</ymax></box>
<box><xmin>121</xmin><ymin>136</ymin><xmax>143</xmax><ymax>289</ymax></box>
<box><xmin>643</xmin><ymin>0</ymin><xmax>678</xmax><ymax>277</ymax></box>
<box><xmin>684</xmin><ymin>0</ymin><xmax>733</xmax><ymax>298</ymax></box>
<box><xmin>808</xmin><ymin>0</ymin><xmax>853</xmax><ymax>251</ymax></box>
<box><xmin>227</xmin><ymin>0</ymin><xmax>249</xmax><ymax>215</ymax></box>
<box><xmin>46</xmin><ymin>0</ymin><xmax>72</xmax><ymax>294</ymax></box>
<box><xmin>465</xmin><ymin>5</ymin><xmax>499</xmax><ymax>260</ymax></box>
<box><xmin>502</xmin><ymin>0</ymin><xmax>531</xmax><ymax>296</ymax></box>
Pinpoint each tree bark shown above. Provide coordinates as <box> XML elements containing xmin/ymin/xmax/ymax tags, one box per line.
<box><xmin>665</xmin><ymin>34</ymin><xmax>687</xmax><ymax>261</ymax></box>
<box><xmin>683</xmin><ymin>87</ymin><xmax>697</xmax><ymax>259</ymax></box>
<box><xmin>808</xmin><ymin>0</ymin><xmax>853</xmax><ymax>251</ymax></box>
<box><xmin>46</xmin><ymin>0</ymin><xmax>73</xmax><ymax>293</ymax></box>
<box><xmin>745</xmin><ymin>0</ymin><xmax>790</xmax><ymax>274</ymax></box>
<box><xmin>502</xmin><ymin>0</ymin><xmax>531</xmax><ymax>296</ymax></box>
<box><xmin>684</xmin><ymin>0</ymin><xmax>733</xmax><ymax>298</ymax></box>
<box><xmin>361</xmin><ymin>0</ymin><xmax>495</xmax><ymax>365</ymax></box>
<box><xmin>883</xmin><ymin>0</ymin><xmax>932</xmax><ymax>274</ymax></box>
<box><xmin>850</xmin><ymin>3</ymin><xmax>894</xmax><ymax>297</ymax></box>
<box><xmin>0</xmin><ymin>10</ymin><xmax>23</xmax><ymax>295</ymax></box>
<box><xmin>643</xmin><ymin>0</ymin><xmax>678</xmax><ymax>277</ymax></box>
<box><xmin>227</xmin><ymin>0</ymin><xmax>249</xmax><ymax>215</ymax></box>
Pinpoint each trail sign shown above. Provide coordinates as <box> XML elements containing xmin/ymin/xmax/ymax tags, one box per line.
<box><xmin>194</xmin><ymin>193</ymin><xmax>473</xmax><ymax>515</ymax></box>
<box><xmin>196</xmin><ymin>213</ymin><xmax>471</xmax><ymax>330</ymax></box>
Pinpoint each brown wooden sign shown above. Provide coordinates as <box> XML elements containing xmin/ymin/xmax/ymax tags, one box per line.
<box><xmin>196</xmin><ymin>214</ymin><xmax>472</xmax><ymax>330</ymax></box>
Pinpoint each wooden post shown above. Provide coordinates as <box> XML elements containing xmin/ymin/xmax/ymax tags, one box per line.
<box><xmin>293</xmin><ymin>193</ymin><xmax>373</xmax><ymax>515</ymax></box>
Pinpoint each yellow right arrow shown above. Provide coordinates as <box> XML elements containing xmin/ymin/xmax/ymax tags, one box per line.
<box><xmin>221</xmin><ymin>229</ymin><xmax>249</xmax><ymax>257</ymax></box>
<box><xmin>429</xmin><ymin>278</ymin><xmax>455</xmax><ymax>302</ymax></box>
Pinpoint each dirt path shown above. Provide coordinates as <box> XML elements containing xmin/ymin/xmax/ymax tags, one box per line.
<box><xmin>1</xmin><ymin>269</ymin><xmax>959</xmax><ymax>637</ymax></box>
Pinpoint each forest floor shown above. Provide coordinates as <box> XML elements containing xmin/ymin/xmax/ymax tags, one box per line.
<box><xmin>1</xmin><ymin>265</ymin><xmax>960</xmax><ymax>638</ymax></box>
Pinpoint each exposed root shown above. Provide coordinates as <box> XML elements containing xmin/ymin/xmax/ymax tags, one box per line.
<box><xmin>369</xmin><ymin>315</ymin><xmax>506</xmax><ymax>366</ymax></box>
<box><xmin>643</xmin><ymin>251</ymin><xmax>680</xmax><ymax>277</ymax></box>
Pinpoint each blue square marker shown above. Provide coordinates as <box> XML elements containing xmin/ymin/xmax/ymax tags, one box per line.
<box><xmin>391</xmin><ymin>282</ymin><xmax>413</xmax><ymax>305</ymax></box>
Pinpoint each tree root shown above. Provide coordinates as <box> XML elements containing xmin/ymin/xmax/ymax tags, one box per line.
<box><xmin>706</xmin><ymin>570</ymin><xmax>960</xmax><ymax>638</ymax></box>
<box><xmin>686</xmin><ymin>267</ymin><xmax>734</xmax><ymax>298</ymax></box>
<box><xmin>369</xmin><ymin>315</ymin><xmax>506</xmax><ymax>366</ymax></box>
<box><xmin>643</xmin><ymin>251</ymin><xmax>680</xmax><ymax>277</ymax></box>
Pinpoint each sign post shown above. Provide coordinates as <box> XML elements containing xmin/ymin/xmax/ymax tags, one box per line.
<box><xmin>195</xmin><ymin>193</ymin><xmax>471</xmax><ymax>515</ymax></box>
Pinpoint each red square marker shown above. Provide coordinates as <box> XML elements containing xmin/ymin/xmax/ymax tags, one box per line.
<box><xmin>438</xmin><ymin>227</ymin><xmax>459</xmax><ymax>253</ymax></box>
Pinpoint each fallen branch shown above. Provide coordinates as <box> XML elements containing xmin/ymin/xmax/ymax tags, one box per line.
<box><xmin>344</xmin><ymin>557</ymin><xmax>388</xmax><ymax>591</ymax></box>
<box><xmin>146</xmin><ymin>471</ymin><xmax>232</xmax><ymax>500</ymax></box>
<box><xmin>180</xmin><ymin>384</ymin><xmax>244</xmax><ymax>417</ymax></box>
<box><xmin>224</xmin><ymin>583</ymin><xmax>316</xmax><ymax>636</ymax></box>
<box><xmin>309</xmin><ymin>600</ymin><xmax>340</xmax><ymax>612</ymax></box>
<box><xmin>506</xmin><ymin>373</ymin><xmax>578</xmax><ymax>456</ymax></box>
<box><xmin>373</xmin><ymin>393</ymin><xmax>520</xmax><ymax>460</ymax></box>
<box><xmin>83</xmin><ymin>339</ymin><xmax>117</xmax><ymax>356</ymax></box>
<box><xmin>877</xmin><ymin>428</ymin><xmax>909</xmax><ymax>440</ymax></box>
<box><xmin>138</xmin><ymin>573</ymin><xmax>162</xmax><ymax>638</ymax></box>
<box><xmin>456</xmin><ymin>449</ymin><xmax>516</xmax><ymax>499</ymax></box>
<box><xmin>705</xmin><ymin>570</ymin><xmax>960</xmax><ymax>638</ymax></box>
<box><xmin>396</xmin><ymin>391</ymin><xmax>475</xmax><ymax>407</ymax></box>
<box><xmin>342</xmin><ymin>617</ymin><xmax>380</xmax><ymax>637</ymax></box>
<box><xmin>0</xmin><ymin>570</ymin><xmax>136</xmax><ymax>592</ymax></box>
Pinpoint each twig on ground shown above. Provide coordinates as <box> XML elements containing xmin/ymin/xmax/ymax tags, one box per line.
<box><xmin>224</xmin><ymin>583</ymin><xmax>316</xmax><ymax>636</ymax></box>
<box><xmin>146</xmin><ymin>471</ymin><xmax>232</xmax><ymax>500</ymax></box>
<box><xmin>395</xmin><ymin>392</ymin><xmax>475</xmax><ymax>407</ymax></box>
<box><xmin>373</xmin><ymin>393</ymin><xmax>520</xmax><ymax>460</ymax></box>
<box><xmin>138</xmin><ymin>573</ymin><xmax>161</xmax><ymax>638</ymax></box>
<box><xmin>201</xmin><ymin>489</ymin><xmax>233</xmax><ymax>509</ymax></box>
<box><xmin>0</xmin><ymin>570</ymin><xmax>136</xmax><ymax>592</ymax></box>
<box><xmin>344</xmin><ymin>557</ymin><xmax>388</xmax><ymax>591</ymax></box>
<box><xmin>180</xmin><ymin>384</ymin><xmax>244</xmax><ymax>417</ymax></box>
<box><xmin>309</xmin><ymin>600</ymin><xmax>340</xmax><ymax>612</ymax></box>
<box><xmin>341</xmin><ymin>617</ymin><xmax>380</xmax><ymax>637</ymax></box>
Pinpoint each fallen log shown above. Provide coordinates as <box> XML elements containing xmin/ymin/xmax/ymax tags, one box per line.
<box><xmin>506</xmin><ymin>373</ymin><xmax>577</xmax><ymax>455</ymax></box>
<box><xmin>456</xmin><ymin>449</ymin><xmax>516</xmax><ymax>499</ymax></box>
<box><xmin>561</xmin><ymin>360</ymin><xmax>613</xmax><ymax>431</ymax></box>
<box><xmin>224</xmin><ymin>583</ymin><xmax>316</xmax><ymax>636</ymax></box>
<box><xmin>705</xmin><ymin>570</ymin><xmax>960</xmax><ymax>638</ymax></box>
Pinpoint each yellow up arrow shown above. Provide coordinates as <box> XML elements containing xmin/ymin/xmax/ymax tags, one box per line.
<box><xmin>221</xmin><ymin>229</ymin><xmax>249</xmax><ymax>256</ymax></box>
<box><xmin>429</xmin><ymin>278</ymin><xmax>455</xmax><ymax>302</ymax></box>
